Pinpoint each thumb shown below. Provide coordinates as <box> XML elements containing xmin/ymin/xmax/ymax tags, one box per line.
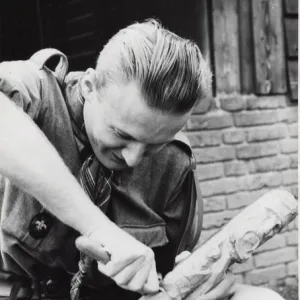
<box><xmin>75</xmin><ymin>236</ymin><xmax>111</xmax><ymax>264</ymax></box>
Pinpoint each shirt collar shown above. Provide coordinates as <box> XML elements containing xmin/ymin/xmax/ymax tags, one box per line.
<box><xmin>64</xmin><ymin>72</ymin><xmax>91</xmax><ymax>148</ymax></box>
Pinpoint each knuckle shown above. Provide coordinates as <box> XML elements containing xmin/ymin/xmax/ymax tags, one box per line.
<box><xmin>127</xmin><ymin>282</ymin><xmax>143</xmax><ymax>292</ymax></box>
<box><xmin>144</xmin><ymin>248</ymin><xmax>154</xmax><ymax>259</ymax></box>
<box><xmin>114</xmin><ymin>277</ymin><xmax>126</xmax><ymax>286</ymax></box>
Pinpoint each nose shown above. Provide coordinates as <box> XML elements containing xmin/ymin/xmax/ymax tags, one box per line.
<box><xmin>122</xmin><ymin>142</ymin><xmax>146</xmax><ymax>167</ymax></box>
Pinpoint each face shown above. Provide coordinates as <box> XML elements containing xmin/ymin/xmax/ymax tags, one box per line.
<box><xmin>81</xmin><ymin>69</ymin><xmax>191</xmax><ymax>170</ymax></box>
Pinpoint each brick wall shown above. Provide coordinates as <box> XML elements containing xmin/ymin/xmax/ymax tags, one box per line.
<box><xmin>187</xmin><ymin>94</ymin><xmax>298</xmax><ymax>288</ymax></box>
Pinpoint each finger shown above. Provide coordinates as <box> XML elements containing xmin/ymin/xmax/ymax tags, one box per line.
<box><xmin>118</xmin><ymin>260</ymin><xmax>153</xmax><ymax>292</ymax></box>
<box><xmin>75</xmin><ymin>236</ymin><xmax>110</xmax><ymax>264</ymax></box>
<box><xmin>105</xmin><ymin>255</ymin><xmax>146</xmax><ymax>286</ymax></box>
<box><xmin>175</xmin><ymin>251</ymin><xmax>191</xmax><ymax>265</ymax></box>
<box><xmin>139</xmin><ymin>261</ymin><xmax>159</xmax><ymax>294</ymax></box>
<box><xmin>97</xmin><ymin>253</ymin><xmax>144</xmax><ymax>278</ymax></box>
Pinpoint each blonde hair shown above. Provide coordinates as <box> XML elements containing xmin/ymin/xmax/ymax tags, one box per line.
<box><xmin>96</xmin><ymin>19</ymin><xmax>212</xmax><ymax>114</ymax></box>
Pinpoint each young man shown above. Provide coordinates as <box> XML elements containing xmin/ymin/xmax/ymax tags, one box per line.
<box><xmin>0</xmin><ymin>20</ymin><xmax>284</xmax><ymax>300</ymax></box>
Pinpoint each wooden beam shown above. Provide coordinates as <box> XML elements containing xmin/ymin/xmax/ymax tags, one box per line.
<box><xmin>284</xmin><ymin>0</ymin><xmax>298</xmax><ymax>14</ymax></box>
<box><xmin>239</xmin><ymin>0</ymin><xmax>255</xmax><ymax>94</ymax></box>
<box><xmin>288</xmin><ymin>60</ymin><xmax>298</xmax><ymax>100</ymax></box>
<box><xmin>140</xmin><ymin>190</ymin><xmax>297</xmax><ymax>300</ymax></box>
<box><xmin>195</xmin><ymin>0</ymin><xmax>213</xmax><ymax>98</ymax></box>
<box><xmin>212</xmin><ymin>0</ymin><xmax>241</xmax><ymax>94</ymax></box>
<box><xmin>284</xmin><ymin>18</ymin><xmax>298</xmax><ymax>58</ymax></box>
<box><xmin>252</xmin><ymin>0</ymin><xmax>287</xmax><ymax>94</ymax></box>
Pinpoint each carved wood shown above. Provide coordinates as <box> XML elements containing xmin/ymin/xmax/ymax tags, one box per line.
<box><xmin>140</xmin><ymin>189</ymin><xmax>298</xmax><ymax>300</ymax></box>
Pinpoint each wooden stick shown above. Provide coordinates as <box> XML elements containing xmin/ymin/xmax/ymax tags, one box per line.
<box><xmin>140</xmin><ymin>189</ymin><xmax>298</xmax><ymax>300</ymax></box>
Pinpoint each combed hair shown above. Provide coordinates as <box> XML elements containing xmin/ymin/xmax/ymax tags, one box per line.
<box><xmin>96</xmin><ymin>19</ymin><xmax>212</xmax><ymax>114</ymax></box>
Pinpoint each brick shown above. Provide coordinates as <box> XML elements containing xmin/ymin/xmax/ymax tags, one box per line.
<box><xmin>219</xmin><ymin>95</ymin><xmax>246</xmax><ymax>112</ymax></box>
<box><xmin>245</xmin><ymin>264</ymin><xmax>286</xmax><ymax>285</ymax></box>
<box><xmin>290</xmin><ymin>154</ymin><xmax>298</xmax><ymax>169</ymax></box>
<box><xmin>288</xmin><ymin>217</ymin><xmax>298</xmax><ymax>230</ymax></box>
<box><xmin>254</xmin><ymin>248</ymin><xmax>297</xmax><ymax>267</ymax></box>
<box><xmin>234</xmin><ymin>111</ymin><xmax>278</xmax><ymax>127</ymax></box>
<box><xmin>187</xmin><ymin>113</ymin><xmax>233</xmax><ymax>130</ymax></box>
<box><xmin>282</xmin><ymin>170</ymin><xmax>298</xmax><ymax>185</ymax></box>
<box><xmin>194</xmin><ymin>147</ymin><xmax>235</xmax><ymax>163</ymax></box>
<box><xmin>248</xmin><ymin>156</ymin><xmax>290</xmax><ymax>173</ymax></box>
<box><xmin>277</xmin><ymin>107</ymin><xmax>298</xmax><ymax>123</ymax></box>
<box><xmin>232</xmin><ymin>258</ymin><xmax>254</xmax><ymax>274</ymax></box>
<box><xmin>224</xmin><ymin>161</ymin><xmax>248</xmax><ymax>176</ymax></box>
<box><xmin>197</xmin><ymin>163</ymin><xmax>224</xmax><ymax>181</ymax></box>
<box><xmin>288</xmin><ymin>124</ymin><xmax>298</xmax><ymax>137</ymax></box>
<box><xmin>285</xmin><ymin>231</ymin><xmax>298</xmax><ymax>245</ymax></box>
<box><xmin>246</xmin><ymin>173</ymin><xmax>281</xmax><ymax>190</ymax></box>
<box><xmin>202</xmin><ymin>210</ymin><xmax>238</xmax><ymax>229</ymax></box>
<box><xmin>203</xmin><ymin>196</ymin><xmax>226</xmax><ymax>212</ymax></box>
<box><xmin>193</xmin><ymin>96</ymin><xmax>213</xmax><ymax>114</ymax></box>
<box><xmin>246</xmin><ymin>95</ymin><xmax>288</xmax><ymax>110</ymax></box>
<box><xmin>226</xmin><ymin>190</ymin><xmax>266</xmax><ymax>209</ymax></box>
<box><xmin>246</xmin><ymin>125</ymin><xmax>287</xmax><ymax>142</ymax></box>
<box><xmin>255</xmin><ymin>234</ymin><xmax>286</xmax><ymax>253</ymax></box>
<box><xmin>280</xmin><ymin>139</ymin><xmax>298</xmax><ymax>154</ymax></box>
<box><xmin>200</xmin><ymin>177</ymin><xmax>246</xmax><ymax>197</ymax></box>
<box><xmin>236</xmin><ymin>142</ymin><xmax>279</xmax><ymax>159</ymax></box>
<box><xmin>222</xmin><ymin>130</ymin><xmax>245</xmax><ymax>144</ymax></box>
<box><xmin>227</xmin><ymin>192</ymin><xmax>254</xmax><ymax>209</ymax></box>
<box><xmin>285</xmin><ymin>277</ymin><xmax>298</xmax><ymax>286</ymax></box>
<box><xmin>187</xmin><ymin>131</ymin><xmax>222</xmax><ymax>148</ymax></box>
<box><xmin>287</xmin><ymin>261</ymin><xmax>298</xmax><ymax>276</ymax></box>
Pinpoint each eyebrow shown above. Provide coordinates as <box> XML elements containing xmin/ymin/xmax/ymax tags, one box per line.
<box><xmin>113</xmin><ymin>127</ymin><xmax>174</xmax><ymax>145</ymax></box>
<box><xmin>114</xmin><ymin>127</ymin><xmax>137</xmax><ymax>141</ymax></box>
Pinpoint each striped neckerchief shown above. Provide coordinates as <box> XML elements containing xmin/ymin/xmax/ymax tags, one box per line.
<box><xmin>64</xmin><ymin>74</ymin><xmax>113</xmax><ymax>208</ymax></box>
<box><xmin>65</xmin><ymin>74</ymin><xmax>113</xmax><ymax>300</ymax></box>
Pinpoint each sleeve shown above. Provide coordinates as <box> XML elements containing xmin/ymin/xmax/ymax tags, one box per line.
<box><xmin>0</xmin><ymin>60</ymin><xmax>43</xmax><ymax>120</ymax></box>
<box><xmin>164</xmin><ymin>169</ymin><xmax>203</xmax><ymax>253</ymax></box>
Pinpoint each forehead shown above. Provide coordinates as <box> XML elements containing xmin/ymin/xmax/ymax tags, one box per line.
<box><xmin>101</xmin><ymin>82</ymin><xmax>190</xmax><ymax>143</ymax></box>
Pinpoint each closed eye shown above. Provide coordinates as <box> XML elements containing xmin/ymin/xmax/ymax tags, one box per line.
<box><xmin>113</xmin><ymin>128</ymin><xmax>135</xmax><ymax>141</ymax></box>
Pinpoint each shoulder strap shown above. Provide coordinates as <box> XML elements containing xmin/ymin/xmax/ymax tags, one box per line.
<box><xmin>29</xmin><ymin>48</ymin><xmax>69</xmax><ymax>85</ymax></box>
<box><xmin>173</xmin><ymin>132</ymin><xmax>202</xmax><ymax>253</ymax></box>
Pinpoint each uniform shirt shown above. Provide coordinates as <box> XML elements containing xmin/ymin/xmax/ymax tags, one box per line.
<box><xmin>0</xmin><ymin>53</ymin><xmax>202</xmax><ymax>285</ymax></box>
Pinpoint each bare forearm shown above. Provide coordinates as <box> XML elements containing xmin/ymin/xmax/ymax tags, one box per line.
<box><xmin>0</xmin><ymin>92</ymin><xmax>113</xmax><ymax>235</ymax></box>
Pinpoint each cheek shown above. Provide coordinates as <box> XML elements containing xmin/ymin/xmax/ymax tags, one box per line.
<box><xmin>90</xmin><ymin>128</ymin><xmax>126</xmax><ymax>152</ymax></box>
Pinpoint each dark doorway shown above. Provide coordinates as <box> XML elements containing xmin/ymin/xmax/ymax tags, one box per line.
<box><xmin>0</xmin><ymin>0</ymin><xmax>206</xmax><ymax>71</ymax></box>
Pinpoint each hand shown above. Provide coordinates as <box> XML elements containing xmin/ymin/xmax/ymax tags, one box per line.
<box><xmin>175</xmin><ymin>250</ymin><xmax>191</xmax><ymax>265</ymax></box>
<box><xmin>197</xmin><ymin>271</ymin><xmax>237</xmax><ymax>300</ymax></box>
<box><xmin>75</xmin><ymin>227</ymin><xmax>159</xmax><ymax>295</ymax></box>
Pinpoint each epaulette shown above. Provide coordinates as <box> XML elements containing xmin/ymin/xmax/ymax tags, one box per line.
<box><xmin>173</xmin><ymin>131</ymin><xmax>196</xmax><ymax>170</ymax></box>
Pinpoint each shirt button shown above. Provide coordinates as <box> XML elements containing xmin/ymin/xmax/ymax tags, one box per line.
<box><xmin>29</xmin><ymin>212</ymin><xmax>54</xmax><ymax>239</ymax></box>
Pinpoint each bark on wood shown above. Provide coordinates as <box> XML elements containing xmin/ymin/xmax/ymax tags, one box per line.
<box><xmin>252</xmin><ymin>0</ymin><xmax>287</xmax><ymax>94</ymax></box>
<box><xmin>212</xmin><ymin>0</ymin><xmax>240</xmax><ymax>93</ymax></box>
<box><xmin>140</xmin><ymin>189</ymin><xmax>298</xmax><ymax>300</ymax></box>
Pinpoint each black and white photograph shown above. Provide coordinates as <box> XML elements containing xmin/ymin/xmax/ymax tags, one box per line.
<box><xmin>0</xmin><ymin>1</ymin><xmax>298</xmax><ymax>300</ymax></box>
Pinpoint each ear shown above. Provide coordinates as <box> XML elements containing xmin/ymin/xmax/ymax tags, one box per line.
<box><xmin>80</xmin><ymin>68</ymin><xmax>98</xmax><ymax>101</ymax></box>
